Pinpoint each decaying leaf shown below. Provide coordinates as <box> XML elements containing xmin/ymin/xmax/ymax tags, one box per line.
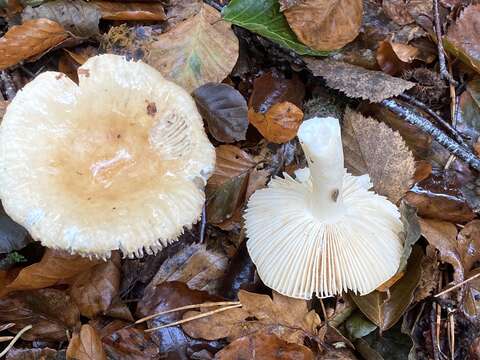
<box><xmin>163</xmin><ymin>0</ymin><xmax>202</xmax><ymax>30</ymax></box>
<box><xmin>69</xmin><ymin>252</ymin><xmax>121</xmax><ymax>319</ymax></box>
<box><xmin>5</xmin><ymin>348</ymin><xmax>62</xmax><ymax>360</ymax></box>
<box><xmin>0</xmin><ymin>100</ymin><xmax>8</xmax><ymax>121</ymax></box>
<box><xmin>193</xmin><ymin>83</ymin><xmax>248</xmax><ymax>143</ymax></box>
<box><xmin>414</xmin><ymin>245</ymin><xmax>440</xmax><ymax>302</ymax></box>
<box><xmin>0</xmin><ymin>19</ymin><xmax>69</xmax><ymax>70</ymax></box>
<box><xmin>146</xmin><ymin>4</ymin><xmax>238</xmax><ymax>92</ymax></box>
<box><xmin>0</xmin><ymin>288</ymin><xmax>80</xmax><ymax>341</ymax></box>
<box><xmin>66</xmin><ymin>324</ymin><xmax>107</xmax><ymax>360</ymax></box>
<box><xmin>215</xmin><ymin>331</ymin><xmax>315</xmax><ymax>360</ymax></box>
<box><xmin>145</xmin><ymin>243</ymin><xmax>228</xmax><ymax>294</ymax></box>
<box><xmin>93</xmin><ymin>1</ymin><xmax>166</xmax><ymax>21</ymax></box>
<box><xmin>283</xmin><ymin>0</ymin><xmax>363</xmax><ymax>51</ymax></box>
<box><xmin>342</xmin><ymin>108</ymin><xmax>415</xmax><ymax>203</ymax></box>
<box><xmin>376</xmin><ymin>40</ymin><xmax>420</xmax><ymax>76</ymax></box>
<box><xmin>305</xmin><ymin>59</ymin><xmax>415</xmax><ymax>102</ymax></box>
<box><xmin>279</xmin><ymin>0</ymin><xmax>302</xmax><ymax>11</ymax></box>
<box><xmin>22</xmin><ymin>0</ymin><xmax>101</xmax><ymax>38</ymax></box>
<box><xmin>182</xmin><ymin>290</ymin><xmax>321</xmax><ymax>346</ymax></box>
<box><xmin>382</xmin><ymin>0</ymin><xmax>414</xmax><ymax>25</ymax></box>
<box><xmin>445</xmin><ymin>4</ymin><xmax>480</xmax><ymax>74</ymax></box>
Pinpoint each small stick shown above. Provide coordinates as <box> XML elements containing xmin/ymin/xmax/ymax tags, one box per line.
<box><xmin>136</xmin><ymin>301</ymin><xmax>241</xmax><ymax>324</ymax></box>
<box><xmin>199</xmin><ymin>204</ymin><xmax>207</xmax><ymax>244</ymax></box>
<box><xmin>381</xmin><ymin>99</ymin><xmax>480</xmax><ymax>171</ymax></box>
<box><xmin>0</xmin><ymin>336</ymin><xmax>13</xmax><ymax>343</ymax></box>
<box><xmin>0</xmin><ymin>324</ymin><xmax>32</xmax><ymax>358</ymax></box>
<box><xmin>435</xmin><ymin>272</ymin><xmax>480</xmax><ymax>297</ymax></box>
<box><xmin>447</xmin><ymin>309</ymin><xmax>455</xmax><ymax>360</ymax></box>
<box><xmin>145</xmin><ymin>304</ymin><xmax>242</xmax><ymax>332</ymax></box>
<box><xmin>433</xmin><ymin>0</ymin><xmax>457</xmax><ymax>86</ymax></box>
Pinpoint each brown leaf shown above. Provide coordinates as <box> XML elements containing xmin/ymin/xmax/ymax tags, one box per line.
<box><xmin>145</xmin><ymin>243</ymin><xmax>228</xmax><ymax>294</ymax></box>
<box><xmin>305</xmin><ymin>59</ymin><xmax>415</xmax><ymax>102</ymax></box>
<box><xmin>0</xmin><ymin>249</ymin><xmax>101</xmax><ymax>297</ymax></box>
<box><xmin>414</xmin><ymin>245</ymin><xmax>440</xmax><ymax>302</ymax></box>
<box><xmin>279</xmin><ymin>0</ymin><xmax>302</xmax><ymax>11</ymax></box>
<box><xmin>382</xmin><ymin>0</ymin><xmax>414</xmax><ymax>25</ymax></box>
<box><xmin>445</xmin><ymin>4</ymin><xmax>480</xmax><ymax>74</ymax></box>
<box><xmin>5</xmin><ymin>348</ymin><xmax>62</xmax><ymax>360</ymax></box>
<box><xmin>164</xmin><ymin>0</ymin><xmax>202</xmax><ymax>30</ymax></box>
<box><xmin>93</xmin><ymin>1</ymin><xmax>166</xmax><ymax>21</ymax></box>
<box><xmin>0</xmin><ymin>19</ymin><xmax>69</xmax><ymax>70</ymax></box>
<box><xmin>284</xmin><ymin>0</ymin><xmax>362</xmax><ymax>51</ymax></box>
<box><xmin>0</xmin><ymin>100</ymin><xmax>8</xmax><ymax>121</ymax></box>
<box><xmin>342</xmin><ymin>108</ymin><xmax>415</xmax><ymax>203</ymax></box>
<box><xmin>376</xmin><ymin>40</ymin><xmax>419</xmax><ymax>76</ymax></box>
<box><xmin>214</xmin><ymin>331</ymin><xmax>314</xmax><ymax>360</ymax></box>
<box><xmin>146</xmin><ymin>4</ymin><xmax>238</xmax><ymax>92</ymax></box>
<box><xmin>67</xmin><ymin>324</ymin><xmax>107</xmax><ymax>360</ymax></box>
<box><xmin>69</xmin><ymin>252</ymin><xmax>121</xmax><ymax>319</ymax></box>
<box><xmin>58</xmin><ymin>52</ymin><xmax>80</xmax><ymax>83</ymax></box>
<box><xmin>0</xmin><ymin>289</ymin><xmax>80</xmax><ymax>341</ymax></box>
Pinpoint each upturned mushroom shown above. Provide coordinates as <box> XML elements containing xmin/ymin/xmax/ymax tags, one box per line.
<box><xmin>0</xmin><ymin>54</ymin><xmax>215</xmax><ymax>259</ymax></box>
<box><xmin>244</xmin><ymin>117</ymin><xmax>403</xmax><ymax>299</ymax></box>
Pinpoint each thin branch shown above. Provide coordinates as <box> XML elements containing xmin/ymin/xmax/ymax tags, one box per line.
<box><xmin>381</xmin><ymin>99</ymin><xmax>480</xmax><ymax>171</ymax></box>
<box><xmin>431</xmin><ymin>304</ymin><xmax>441</xmax><ymax>360</ymax></box>
<box><xmin>435</xmin><ymin>272</ymin><xmax>480</xmax><ymax>297</ymax></box>
<box><xmin>0</xmin><ymin>324</ymin><xmax>32</xmax><ymax>358</ymax></box>
<box><xmin>433</xmin><ymin>0</ymin><xmax>457</xmax><ymax>86</ymax></box>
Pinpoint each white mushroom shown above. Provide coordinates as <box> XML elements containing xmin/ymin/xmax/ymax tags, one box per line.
<box><xmin>244</xmin><ymin>117</ymin><xmax>403</xmax><ymax>299</ymax></box>
<box><xmin>0</xmin><ymin>54</ymin><xmax>215</xmax><ymax>259</ymax></box>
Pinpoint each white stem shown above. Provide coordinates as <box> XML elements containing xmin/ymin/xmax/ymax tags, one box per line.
<box><xmin>297</xmin><ymin>117</ymin><xmax>345</xmax><ymax>220</ymax></box>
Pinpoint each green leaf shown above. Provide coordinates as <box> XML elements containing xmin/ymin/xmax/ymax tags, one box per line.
<box><xmin>221</xmin><ymin>0</ymin><xmax>329</xmax><ymax>56</ymax></box>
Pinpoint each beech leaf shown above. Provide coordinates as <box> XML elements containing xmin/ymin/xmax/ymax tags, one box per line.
<box><xmin>193</xmin><ymin>83</ymin><xmax>248</xmax><ymax>143</ymax></box>
<box><xmin>342</xmin><ymin>108</ymin><xmax>415</xmax><ymax>203</ymax></box>
<box><xmin>305</xmin><ymin>58</ymin><xmax>415</xmax><ymax>102</ymax></box>
<box><xmin>66</xmin><ymin>324</ymin><xmax>107</xmax><ymax>360</ymax></box>
<box><xmin>92</xmin><ymin>1</ymin><xmax>166</xmax><ymax>21</ymax></box>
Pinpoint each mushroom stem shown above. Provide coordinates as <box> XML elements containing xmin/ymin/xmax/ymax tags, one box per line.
<box><xmin>297</xmin><ymin>117</ymin><xmax>345</xmax><ymax>220</ymax></box>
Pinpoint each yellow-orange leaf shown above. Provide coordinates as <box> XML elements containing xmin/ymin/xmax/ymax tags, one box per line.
<box><xmin>93</xmin><ymin>1</ymin><xmax>166</xmax><ymax>21</ymax></box>
<box><xmin>67</xmin><ymin>325</ymin><xmax>107</xmax><ymax>360</ymax></box>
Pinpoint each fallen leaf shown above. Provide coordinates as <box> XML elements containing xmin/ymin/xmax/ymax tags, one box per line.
<box><xmin>283</xmin><ymin>0</ymin><xmax>363</xmax><ymax>51</ymax></box>
<box><xmin>0</xmin><ymin>19</ymin><xmax>69</xmax><ymax>70</ymax></box>
<box><xmin>382</xmin><ymin>0</ymin><xmax>414</xmax><ymax>25</ymax></box>
<box><xmin>0</xmin><ymin>288</ymin><xmax>80</xmax><ymax>341</ymax></box>
<box><xmin>0</xmin><ymin>205</ymin><xmax>29</xmax><ymax>254</ymax></box>
<box><xmin>67</xmin><ymin>324</ymin><xmax>107</xmax><ymax>360</ymax></box>
<box><xmin>163</xmin><ymin>0</ymin><xmax>202</xmax><ymax>30</ymax></box>
<box><xmin>145</xmin><ymin>243</ymin><xmax>228</xmax><ymax>294</ymax></box>
<box><xmin>222</xmin><ymin>0</ymin><xmax>328</xmax><ymax>56</ymax></box>
<box><xmin>458</xmin><ymin>80</ymin><xmax>480</xmax><ymax>144</ymax></box>
<box><xmin>279</xmin><ymin>0</ymin><xmax>302</xmax><ymax>11</ymax></box>
<box><xmin>376</xmin><ymin>40</ymin><xmax>420</xmax><ymax>76</ymax></box>
<box><xmin>0</xmin><ymin>100</ymin><xmax>8</xmax><ymax>121</ymax></box>
<box><xmin>22</xmin><ymin>0</ymin><xmax>101</xmax><ymax>38</ymax></box>
<box><xmin>93</xmin><ymin>1</ymin><xmax>166</xmax><ymax>21</ymax></box>
<box><xmin>351</xmin><ymin>246</ymin><xmax>423</xmax><ymax>331</ymax></box>
<box><xmin>58</xmin><ymin>52</ymin><xmax>80</xmax><ymax>82</ymax></box>
<box><xmin>462</xmin><ymin>267</ymin><xmax>480</xmax><ymax>319</ymax></box>
<box><xmin>69</xmin><ymin>252</ymin><xmax>121</xmax><ymax>319</ymax></box>
<box><xmin>345</xmin><ymin>312</ymin><xmax>377</xmax><ymax>339</ymax></box>
<box><xmin>146</xmin><ymin>4</ymin><xmax>238</xmax><ymax>92</ymax></box>
<box><xmin>105</xmin><ymin>298</ymin><xmax>134</xmax><ymax>322</ymax></box>
<box><xmin>305</xmin><ymin>59</ymin><xmax>415</xmax><ymax>102</ymax></box>
<box><xmin>5</xmin><ymin>348</ymin><xmax>63</xmax><ymax>360</ymax></box>
<box><xmin>0</xmin><ymin>248</ymin><xmax>101</xmax><ymax>296</ymax></box>
<box><xmin>444</xmin><ymin>4</ymin><xmax>480</xmax><ymax>74</ymax></box>
<box><xmin>342</xmin><ymin>108</ymin><xmax>415</xmax><ymax>203</ymax></box>
<box><xmin>215</xmin><ymin>331</ymin><xmax>314</xmax><ymax>360</ymax></box>
<box><xmin>193</xmin><ymin>83</ymin><xmax>248</xmax><ymax>143</ymax></box>
<box><xmin>414</xmin><ymin>245</ymin><xmax>440</xmax><ymax>302</ymax></box>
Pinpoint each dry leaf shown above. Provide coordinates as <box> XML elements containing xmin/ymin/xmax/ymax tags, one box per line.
<box><xmin>414</xmin><ymin>245</ymin><xmax>440</xmax><ymax>302</ymax></box>
<box><xmin>284</xmin><ymin>0</ymin><xmax>362</xmax><ymax>51</ymax></box>
<box><xmin>305</xmin><ymin>59</ymin><xmax>415</xmax><ymax>102</ymax></box>
<box><xmin>215</xmin><ymin>331</ymin><xmax>314</xmax><ymax>360</ymax></box>
<box><xmin>145</xmin><ymin>243</ymin><xmax>228</xmax><ymax>294</ymax></box>
<box><xmin>146</xmin><ymin>4</ymin><xmax>238</xmax><ymax>92</ymax></box>
<box><xmin>342</xmin><ymin>108</ymin><xmax>415</xmax><ymax>203</ymax></box>
<box><xmin>0</xmin><ymin>100</ymin><xmax>8</xmax><ymax>121</ymax></box>
<box><xmin>67</xmin><ymin>324</ymin><xmax>107</xmax><ymax>360</ymax></box>
<box><xmin>382</xmin><ymin>0</ymin><xmax>414</xmax><ymax>25</ymax></box>
<box><xmin>93</xmin><ymin>1</ymin><xmax>166</xmax><ymax>21</ymax></box>
<box><xmin>0</xmin><ymin>19</ymin><xmax>69</xmax><ymax>70</ymax></box>
<box><xmin>69</xmin><ymin>252</ymin><xmax>121</xmax><ymax>319</ymax></box>
<box><xmin>377</xmin><ymin>40</ymin><xmax>420</xmax><ymax>76</ymax></box>
<box><xmin>164</xmin><ymin>0</ymin><xmax>202</xmax><ymax>30</ymax></box>
<box><xmin>279</xmin><ymin>0</ymin><xmax>302</xmax><ymax>11</ymax></box>
<box><xmin>5</xmin><ymin>348</ymin><xmax>61</xmax><ymax>360</ymax></box>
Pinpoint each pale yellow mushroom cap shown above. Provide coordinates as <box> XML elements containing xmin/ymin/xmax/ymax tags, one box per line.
<box><xmin>0</xmin><ymin>54</ymin><xmax>215</xmax><ymax>258</ymax></box>
<box><xmin>244</xmin><ymin>117</ymin><xmax>403</xmax><ymax>299</ymax></box>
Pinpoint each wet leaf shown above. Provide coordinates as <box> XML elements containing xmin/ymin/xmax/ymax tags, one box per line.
<box><xmin>345</xmin><ymin>312</ymin><xmax>377</xmax><ymax>339</ymax></box>
<box><xmin>193</xmin><ymin>83</ymin><xmax>248</xmax><ymax>143</ymax></box>
<box><xmin>458</xmin><ymin>80</ymin><xmax>480</xmax><ymax>143</ymax></box>
<box><xmin>0</xmin><ymin>288</ymin><xmax>80</xmax><ymax>341</ymax></box>
<box><xmin>69</xmin><ymin>252</ymin><xmax>121</xmax><ymax>319</ymax></box>
<box><xmin>222</xmin><ymin>0</ymin><xmax>329</xmax><ymax>56</ymax></box>
<box><xmin>93</xmin><ymin>1</ymin><xmax>166</xmax><ymax>21</ymax></box>
<box><xmin>444</xmin><ymin>4</ymin><xmax>480</xmax><ymax>74</ymax></box>
<box><xmin>305</xmin><ymin>59</ymin><xmax>415</xmax><ymax>102</ymax></box>
<box><xmin>0</xmin><ymin>19</ymin><xmax>69</xmax><ymax>70</ymax></box>
<box><xmin>145</xmin><ymin>243</ymin><xmax>228</xmax><ymax>294</ymax></box>
<box><xmin>215</xmin><ymin>331</ymin><xmax>314</xmax><ymax>360</ymax></box>
<box><xmin>5</xmin><ymin>348</ymin><xmax>63</xmax><ymax>360</ymax></box>
<box><xmin>342</xmin><ymin>108</ymin><xmax>415</xmax><ymax>203</ymax></box>
<box><xmin>67</xmin><ymin>324</ymin><xmax>107</xmax><ymax>360</ymax></box>
<box><xmin>0</xmin><ymin>205</ymin><xmax>29</xmax><ymax>254</ymax></box>
<box><xmin>0</xmin><ymin>248</ymin><xmax>101</xmax><ymax>297</ymax></box>
<box><xmin>146</xmin><ymin>4</ymin><xmax>238</xmax><ymax>93</ymax></box>
<box><xmin>376</xmin><ymin>40</ymin><xmax>419</xmax><ymax>76</ymax></box>
<box><xmin>283</xmin><ymin>0</ymin><xmax>363</xmax><ymax>51</ymax></box>
<box><xmin>22</xmin><ymin>0</ymin><xmax>101</xmax><ymax>38</ymax></box>
<box><xmin>351</xmin><ymin>246</ymin><xmax>423</xmax><ymax>331</ymax></box>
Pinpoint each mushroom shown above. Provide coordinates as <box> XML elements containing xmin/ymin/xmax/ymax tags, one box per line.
<box><xmin>244</xmin><ymin>117</ymin><xmax>403</xmax><ymax>299</ymax></box>
<box><xmin>0</xmin><ymin>54</ymin><xmax>215</xmax><ymax>259</ymax></box>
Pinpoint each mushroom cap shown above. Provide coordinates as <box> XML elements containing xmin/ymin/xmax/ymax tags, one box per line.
<box><xmin>0</xmin><ymin>54</ymin><xmax>215</xmax><ymax>258</ymax></box>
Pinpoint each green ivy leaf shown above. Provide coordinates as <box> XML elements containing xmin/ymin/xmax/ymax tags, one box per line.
<box><xmin>221</xmin><ymin>0</ymin><xmax>329</xmax><ymax>56</ymax></box>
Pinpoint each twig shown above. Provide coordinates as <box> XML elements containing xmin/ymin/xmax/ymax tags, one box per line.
<box><xmin>145</xmin><ymin>304</ymin><xmax>242</xmax><ymax>332</ymax></box>
<box><xmin>447</xmin><ymin>308</ymin><xmax>455</xmax><ymax>360</ymax></box>
<box><xmin>0</xmin><ymin>324</ymin><xmax>32</xmax><ymax>358</ymax></box>
<box><xmin>431</xmin><ymin>304</ymin><xmax>441</xmax><ymax>360</ymax></box>
<box><xmin>0</xmin><ymin>336</ymin><xmax>13</xmax><ymax>343</ymax></box>
<box><xmin>399</xmin><ymin>94</ymin><xmax>468</xmax><ymax>149</ymax></box>
<box><xmin>199</xmin><ymin>204</ymin><xmax>207</xmax><ymax>243</ymax></box>
<box><xmin>136</xmin><ymin>301</ymin><xmax>241</xmax><ymax>324</ymax></box>
<box><xmin>433</xmin><ymin>0</ymin><xmax>457</xmax><ymax>86</ymax></box>
<box><xmin>381</xmin><ymin>99</ymin><xmax>480</xmax><ymax>171</ymax></box>
<box><xmin>435</xmin><ymin>272</ymin><xmax>480</xmax><ymax>297</ymax></box>
<box><xmin>0</xmin><ymin>71</ymin><xmax>16</xmax><ymax>100</ymax></box>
